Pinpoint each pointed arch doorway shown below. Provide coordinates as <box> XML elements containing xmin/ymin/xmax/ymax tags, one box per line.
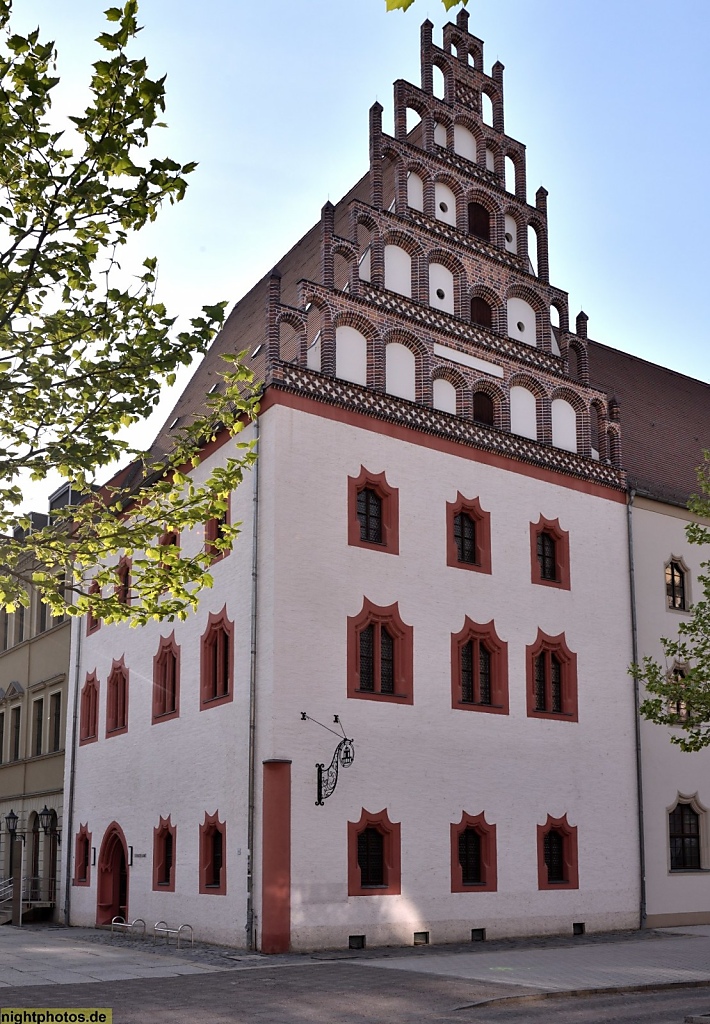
<box><xmin>96</xmin><ymin>822</ymin><xmax>129</xmax><ymax>924</ymax></box>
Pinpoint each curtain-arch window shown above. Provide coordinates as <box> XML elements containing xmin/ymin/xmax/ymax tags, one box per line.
<box><xmin>199</xmin><ymin>812</ymin><xmax>226</xmax><ymax>894</ymax></box>
<box><xmin>153</xmin><ymin>635</ymin><xmax>180</xmax><ymax>723</ymax></box>
<box><xmin>468</xmin><ymin>202</ymin><xmax>490</xmax><ymax>242</ymax></box>
<box><xmin>451</xmin><ymin>617</ymin><xmax>508</xmax><ymax>715</ymax></box>
<box><xmin>106</xmin><ymin>661</ymin><xmax>128</xmax><ymax>736</ymax></box>
<box><xmin>526</xmin><ymin>631</ymin><xmax>577</xmax><ymax>721</ymax></box>
<box><xmin>200</xmin><ymin>609</ymin><xmax>233</xmax><ymax>709</ymax></box>
<box><xmin>666</xmin><ymin>560</ymin><xmax>687</xmax><ymax>611</ymax></box>
<box><xmin>471</xmin><ymin>297</ymin><xmax>492</xmax><ymax>329</ymax></box>
<box><xmin>348</xmin><ymin>808</ymin><xmax>401</xmax><ymax>896</ymax></box>
<box><xmin>348</xmin><ymin>468</ymin><xmax>399</xmax><ymax>555</ymax></box>
<box><xmin>451</xmin><ymin>811</ymin><xmax>497</xmax><ymax>892</ymax></box>
<box><xmin>537</xmin><ymin>814</ymin><xmax>579</xmax><ymax>890</ymax></box>
<box><xmin>79</xmin><ymin>674</ymin><xmax>98</xmax><ymax>744</ymax></box>
<box><xmin>347</xmin><ymin>599</ymin><xmax>413</xmax><ymax>704</ymax></box>
<box><xmin>669</xmin><ymin>803</ymin><xmax>701</xmax><ymax>870</ymax></box>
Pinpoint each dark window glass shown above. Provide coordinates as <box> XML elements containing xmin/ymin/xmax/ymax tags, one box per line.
<box><xmin>80</xmin><ymin>835</ymin><xmax>90</xmax><ymax>881</ymax></box>
<box><xmin>544</xmin><ymin>829</ymin><xmax>565</xmax><ymax>883</ymax></box>
<box><xmin>479</xmin><ymin>644</ymin><xmax>491</xmax><ymax>705</ymax></box>
<box><xmin>454</xmin><ymin>512</ymin><xmax>477</xmax><ymax>564</ymax></box>
<box><xmin>210</xmin><ymin>829</ymin><xmax>223</xmax><ymax>887</ymax></box>
<box><xmin>38</xmin><ymin>600</ymin><xmax>48</xmax><ymax>634</ymax></box>
<box><xmin>17</xmin><ymin>603</ymin><xmax>25</xmax><ymax>643</ymax></box>
<box><xmin>537</xmin><ymin>532</ymin><xmax>557</xmax><ymax>581</ymax></box>
<box><xmin>357</xmin><ymin>827</ymin><xmax>384</xmax><ymax>887</ymax></box>
<box><xmin>207</xmin><ymin>625</ymin><xmax>230</xmax><ymax>699</ymax></box>
<box><xmin>157</xmin><ymin>648</ymin><xmax>177</xmax><ymax>715</ymax></box>
<box><xmin>50</xmin><ymin>693</ymin><xmax>61</xmax><ymax>752</ymax></box>
<box><xmin>473</xmin><ymin>391</ymin><xmax>494</xmax><ymax>426</ymax></box>
<box><xmin>357</xmin><ymin>488</ymin><xmax>383</xmax><ymax>544</ymax></box>
<box><xmin>2</xmin><ymin>612</ymin><xmax>8</xmax><ymax>650</ymax></box>
<box><xmin>468</xmin><ymin>202</ymin><xmax>490</xmax><ymax>241</ymax></box>
<box><xmin>666</xmin><ymin>561</ymin><xmax>687</xmax><ymax>610</ymax></box>
<box><xmin>11</xmin><ymin>706</ymin><xmax>20</xmax><ymax>761</ymax></box>
<box><xmin>359</xmin><ymin>625</ymin><xmax>374</xmax><ymax>691</ymax></box>
<box><xmin>551</xmin><ymin>655</ymin><xmax>562</xmax><ymax>714</ymax></box>
<box><xmin>33</xmin><ymin>698</ymin><xmax>43</xmax><ymax>757</ymax></box>
<box><xmin>461</xmin><ymin>640</ymin><xmax>473</xmax><ymax>703</ymax></box>
<box><xmin>471</xmin><ymin>297</ymin><xmax>492</xmax><ymax>328</ymax></box>
<box><xmin>117</xmin><ymin>562</ymin><xmax>131</xmax><ymax>605</ymax></box>
<box><xmin>669</xmin><ymin>804</ymin><xmax>700</xmax><ymax>870</ymax></box>
<box><xmin>459</xmin><ymin>827</ymin><xmax>482</xmax><ymax>885</ymax></box>
<box><xmin>160</xmin><ymin>831</ymin><xmax>174</xmax><ymax>885</ymax></box>
<box><xmin>380</xmin><ymin>628</ymin><xmax>394</xmax><ymax>694</ymax></box>
<box><xmin>534</xmin><ymin>654</ymin><xmax>546</xmax><ymax>712</ymax></box>
<box><xmin>0</xmin><ymin>712</ymin><xmax>4</xmax><ymax>764</ymax></box>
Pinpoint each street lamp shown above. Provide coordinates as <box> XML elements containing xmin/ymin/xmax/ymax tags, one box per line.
<box><xmin>4</xmin><ymin>808</ymin><xmax>26</xmax><ymax>928</ymax></box>
<box><xmin>38</xmin><ymin>805</ymin><xmax>61</xmax><ymax>844</ymax></box>
<box><xmin>5</xmin><ymin>809</ymin><xmax>19</xmax><ymax>839</ymax></box>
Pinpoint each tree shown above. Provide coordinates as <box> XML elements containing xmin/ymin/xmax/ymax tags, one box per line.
<box><xmin>0</xmin><ymin>0</ymin><xmax>258</xmax><ymax>626</ymax></box>
<box><xmin>634</xmin><ymin>455</ymin><xmax>710</xmax><ymax>751</ymax></box>
<box><xmin>386</xmin><ymin>0</ymin><xmax>467</xmax><ymax>10</ymax></box>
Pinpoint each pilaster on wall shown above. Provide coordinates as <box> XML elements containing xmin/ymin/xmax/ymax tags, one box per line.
<box><xmin>266</xmin><ymin>270</ymin><xmax>282</xmax><ymax>365</ymax></box>
<box><xmin>261</xmin><ymin>759</ymin><xmax>291</xmax><ymax>954</ymax></box>
<box><xmin>420</xmin><ymin>20</ymin><xmax>433</xmax><ymax>95</ymax></box>
<box><xmin>321</xmin><ymin>202</ymin><xmax>335</xmax><ymax>290</ymax></box>
<box><xmin>369</xmin><ymin>103</ymin><xmax>384</xmax><ymax>210</ymax></box>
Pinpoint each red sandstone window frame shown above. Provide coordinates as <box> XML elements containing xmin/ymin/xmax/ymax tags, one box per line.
<box><xmin>530</xmin><ymin>515</ymin><xmax>570</xmax><ymax>590</ymax></box>
<box><xmin>451</xmin><ymin>617</ymin><xmax>508</xmax><ymax>715</ymax></box>
<box><xmin>152</xmin><ymin>633</ymin><xmax>181</xmax><ymax>724</ymax></box>
<box><xmin>450</xmin><ymin>811</ymin><xmax>497</xmax><ymax>893</ymax></box>
<box><xmin>347</xmin><ymin>598</ymin><xmax>413</xmax><ymax>705</ymax></box>
<box><xmin>537</xmin><ymin>813</ymin><xmax>579</xmax><ymax>890</ymax></box>
<box><xmin>105</xmin><ymin>657</ymin><xmax>129</xmax><ymax>737</ymax></box>
<box><xmin>200</xmin><ymin>607</ymin><xmax>234</xmax><ymax>710</ymax></box>
<box><xmin>73</xmin><ymin>823</ymin><xmax>92</xmax><ymax>886</ymax></box>
<box><xmin>153</xmin><ymin>815</ymin><xmax>177</xmax><ymax>892</ymax></box>
<box><xmin>79</xmin><ymin>672</ymin><xmax>99</xmax><ymax>745</ymax></box>
<box><xmin>86</xmin><ymin>582</ymin><xmax>101</xmax><ymax>636</ymax></box>
<box><xmin>526</xmin><ymin>630</ymin><xmax>578</xmax><ymax>722</ymax></box>
<box><xmin>199</xmin><ymin>811</ymin><xmax>226</xmax><ymax>895</ymax></box>
<box><xmin>205</xmin><ymin>495</ymin><xmax>232</xmax><ymax>564</ymax></box>
<box><xmin>348</xmin><ymin>808</ymin><xmax>401</xmax><ymax>896</ymax></box>
<box><xmin>115</xmin><ymin>557</ymin><xmax>131</xmax><ymax>606</ymax></box>
<box><xmin>446</xmin><ymin>494</ymin><xmax>492</xmax><ymax>574</ymax></box>
<box><xmin>347</xmin><ymin>467</ymin><xmax>399</xmax><ymax>555</ymax></box>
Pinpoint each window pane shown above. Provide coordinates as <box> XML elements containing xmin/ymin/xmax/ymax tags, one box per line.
<box><xmin>359</xmin><ymin>625</ymin><xmax>374</xmax><ymax>691</ymax></box>
<box><xmin>454</xmin><ymin>512</ymin><xmax>476</xmax><ymax>564</ymax></box>
<box><xmin>358</xmin><ymin>827</ymin><xmax>384</xmax><ymax>886</ymax></box>
<box><xmin>357</xmin><ymin>488</ymin><xmax>382</xmax><ymax>544</ymax></box>
<box><xmin>544</xmin><ymin>829</ymin><xmax>565</xmax><ymax>883</ymax></box>
<box><xmin>479</xmin><ymin>644</ymin><xmax>491</xmax><ymax>704</ymax></box>
<box><xmin>380</xmin><ymin>627</ymin><xmax>394</xmax><ymax>694</ymax></box>
<box><xmin>461</xmin><ymin>640</ymin><xmax>473</xmax><ymax>703</ymax></box>
<box><xmin>458</xmin><ymin>827</ymin><xmax>482</xmax><ymax>884</ymax></box>
<box><xmin>551</xmin><ymin>655</ymin><xmax>562</xmax><ymax>713</ymax></box>
<box><xmin>534</xmin><ymin>654</ymin><xmax>546</xmax><ymax>711</ymax></box>
<box><xmin>537</xmin><ymin>532</ymin><xmax>556</xmax><ymax>580</ymax></box>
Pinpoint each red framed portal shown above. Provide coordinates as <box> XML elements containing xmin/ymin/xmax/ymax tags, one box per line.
<box><xmin>96</xmin><ymin>821</ymin><xmax>129</xmax><ymax>925</ymax></box>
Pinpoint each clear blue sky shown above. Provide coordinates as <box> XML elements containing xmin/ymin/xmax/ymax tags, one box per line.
<box><xmin>14</xmin><ymin>0</ymin><xmax>710</xmax><ymax>506</ymax></box>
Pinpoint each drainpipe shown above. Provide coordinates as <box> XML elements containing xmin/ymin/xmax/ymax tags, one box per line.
<box><xmin>63</xmin><ymin>611</ymin><xmax>83</xmax><ymax>926</ymax></box>
<box><xmin>245</xmin><ymin>415</ymin><xmax>261</xmax><ymax>950</ymax></box>
<box><xmin>627</xmin><ymin>487</ymin><xmax>647</xmax><ymax>927</ymax></box>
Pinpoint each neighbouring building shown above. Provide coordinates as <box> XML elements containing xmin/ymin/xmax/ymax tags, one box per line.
<box><xmin>61</xmin><ymin>11</ymin><xmax>708</xmax><ymax>950</ymax></box>
<box><xmin>0</xmin><ymin>496</ymin><xmax>71</xmax><ymax>923</ymax></box>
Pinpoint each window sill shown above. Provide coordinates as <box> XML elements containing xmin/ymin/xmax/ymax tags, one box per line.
<box><xmin>669</xmin><ymin>868</ymin><xmax>708</xmax><ymax>874</ymax></box>
<box><xmin>356</xmin><ymin>689</ymin><xmax>409</xmax><ymax>699</ymax></box>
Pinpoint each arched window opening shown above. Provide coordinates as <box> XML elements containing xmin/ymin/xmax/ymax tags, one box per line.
<box><xmin>481</xmin><ymin>92</ymin><xmax>493</xmax><ymax>126</ymax></box>
<box><xmin>568</xmin><ymin>346</ymin><xmax>579</xmax><ymax>380</ymax></box>
<box><xmin>306</xmin><ymin>304</ymin><xmax>321</xmax><ymax>372</ymax></box>
<box><xmin>590</xmin><ymin>405</ymin><xmax>600</xmax><ymax>459</ymax></box>
<box><xmin>106</xmin><ymin>662</ymin><xmax>128</xmax><ymax>736</ymax></box>
<box><xmin>356</xmin><ymin>223</ymin><xmax>374</xmax><ymax>284</ymax></box>
<box><xmin>407</xmin><ymin>171</ymin><xmax>424</xmax><ymax>212</ymax></box>
<box><xmin>406</xmin><ymin>107</ymin><xmax>422</xmax><ymax>138</ymax></box>
<box><xmin>510</xmin><ymin>386</ymin><xmax>537</xmax><ymax>440</ymax></box>
<box><xmin>504</xmin><ymin>215</ymin><xmax>517</xmax><ymax>254</ymax></box>
<box><xmin>468</xmin><ymin>202</ymin><xmax>490</xmax><ymax>242</ymax></box>
<box><xmin>385</xmin><ymin>342</ymin><xmax>416</xmax><ymax>401</ymax></box>
<box><xmin>200</xmin><ymin>609</ymin><xmax>233</xmax><ymax>708</ymax></box>
<box><xmin>505</xmin><ymin>155</ymin><xmax>516</xmax><ymax>194</ymax></box>
<box><xmin>433</xmin><ymin>65</ymin><xmax>446</xmax><ymax>100</ymax></box>
<box><xmin>433</xmin><ymin>122</ymin><xmax>448</xmax><ymax>148</ymax></box>
<box><xmin>279</xmin><ymin>321</ymin><xmax>301</xmax><ymax>364</ymax></box>
<box><xmin>471</xmin><ymin>297</ymin><xmax>492</xmax><ymax>329</ymax></box>
<box><xmin>429</xmin><ymin>263</ymin><xmax>454</xmax><ymax>314</ymax></box>
<box><xmin>507</xmin><ymin>297</ymin><xmax>536</xmax><ymax>346</ymax></box>
<box><xmin>335</xmin><ymin>326</ymin><xmax>368</xmax><ymax>386</ymax></box>
<box><xmin>433</xmin><ymin>378</ymin><xmax>457</xmax><ymax>415</ymax></box>
<box><xmin>384</xmin><ymin>245</ymin><xmax>412</xmax><ymax>298</ymax></box>
<box><xmin>669</xmin><ymin>804</ymin><xmax>700</xmax><ymax>870</ymax></box>
<box><xmin>550</xmin><ymin>304</ymin><xmax>561</xmax><ymax>356</ymax></box>
<box><xmin>454</xmin><ymin>124</ymin><xmax>477</xmax><ymax>162</ymax></box>
<box><xmin>435</xmin><ymin>182</ymin><xmax>457</xmax><ymax>226</ymax></box>
<box><xmin>333</xmin><ymin>252</ymin><xmax>350</xmax><ymax>292</ymax></box>
<box><xmin>485</xmin><ymin>148</ymin><xmax>496</xmax><ymax>173</ymax></box>
<box><xmin>527</xmin><ymin>225</ymin><xmax>539</xmax><ymax>276</ymax></box>
<box><xmin>551</xmin><ymin>398</ymin><xmax>577</xmax><ymax>453</ymax></box>
<box><xmin>199</xmin><ymin>812</ymin><xmax>226</xmax><ymax>895</ymax></box>
<box><xmin>473</xmin><ymin>391</ymin><xmax>494</xmax><ymax>426</ymax></box>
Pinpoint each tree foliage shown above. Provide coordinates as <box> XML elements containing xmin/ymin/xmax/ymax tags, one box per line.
<box><xmin>0</xmin><ymin>0</ymin><xmax>258</xmax><ymax>625</ymax></box>
<box><xmin>635</xmin><ymin>456</ymin><xmax>710</xmax><ymax>750</ymax></box>
<box><xmin>386</xmin><ymin>0</ymin><xmax>467</xmax><ymax>11</ymax></box>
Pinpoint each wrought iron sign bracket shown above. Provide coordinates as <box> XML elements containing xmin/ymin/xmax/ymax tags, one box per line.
<box><xmin>301</xmin><ymin>712</ymin><xmax>355</xmax><ymax>806</ymax></box>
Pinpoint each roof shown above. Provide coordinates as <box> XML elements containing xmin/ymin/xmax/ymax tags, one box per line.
<box><xmin>588</xmin><ymin>340</ymin><xmax>710</xmax><ymax>506</ymax></box>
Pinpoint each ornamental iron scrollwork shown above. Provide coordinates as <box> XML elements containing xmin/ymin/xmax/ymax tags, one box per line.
<box><xmin>301</xmin><ymin>712</ymin><xmax>355</xmax><ymax>806</ymax></box>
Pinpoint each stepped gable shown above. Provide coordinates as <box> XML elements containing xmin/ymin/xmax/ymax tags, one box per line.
<box><xmin>150</xmin><ymin>11</ymin><xmax>625</xmax><ymax>492</ymax></box>
<box><xmin>588</xmin><ymin>339</ymin><xmax>709</xmax><ymax>506</ymax></box>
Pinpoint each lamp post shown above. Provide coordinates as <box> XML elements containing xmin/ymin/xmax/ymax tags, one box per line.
<box><xmin>38</xmin><ymin>805</ymin><xmax>61</xmax><ymax>844</ymax></box>
<box><xmin>5</xmin><ymin>809</ymin><xmax>25</xmax><ymax>928</ymax></box>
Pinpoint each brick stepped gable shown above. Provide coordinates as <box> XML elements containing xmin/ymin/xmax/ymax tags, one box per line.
<box><xmin>263</xmin><ymin>9</ymin><xmax>624</xmax><ymax>487</ymax></box>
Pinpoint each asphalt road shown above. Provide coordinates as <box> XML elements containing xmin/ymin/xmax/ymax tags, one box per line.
<box><xmin>2</xmin><ymin>963</ymin><xmax>710</xmax><ymax>1024</ymax></box>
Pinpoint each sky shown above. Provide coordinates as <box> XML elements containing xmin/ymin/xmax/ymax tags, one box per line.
<box><xmin>12</xmin><ymin>0</ymin><xmax>710</xmax><ymax>511</ymax></box>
